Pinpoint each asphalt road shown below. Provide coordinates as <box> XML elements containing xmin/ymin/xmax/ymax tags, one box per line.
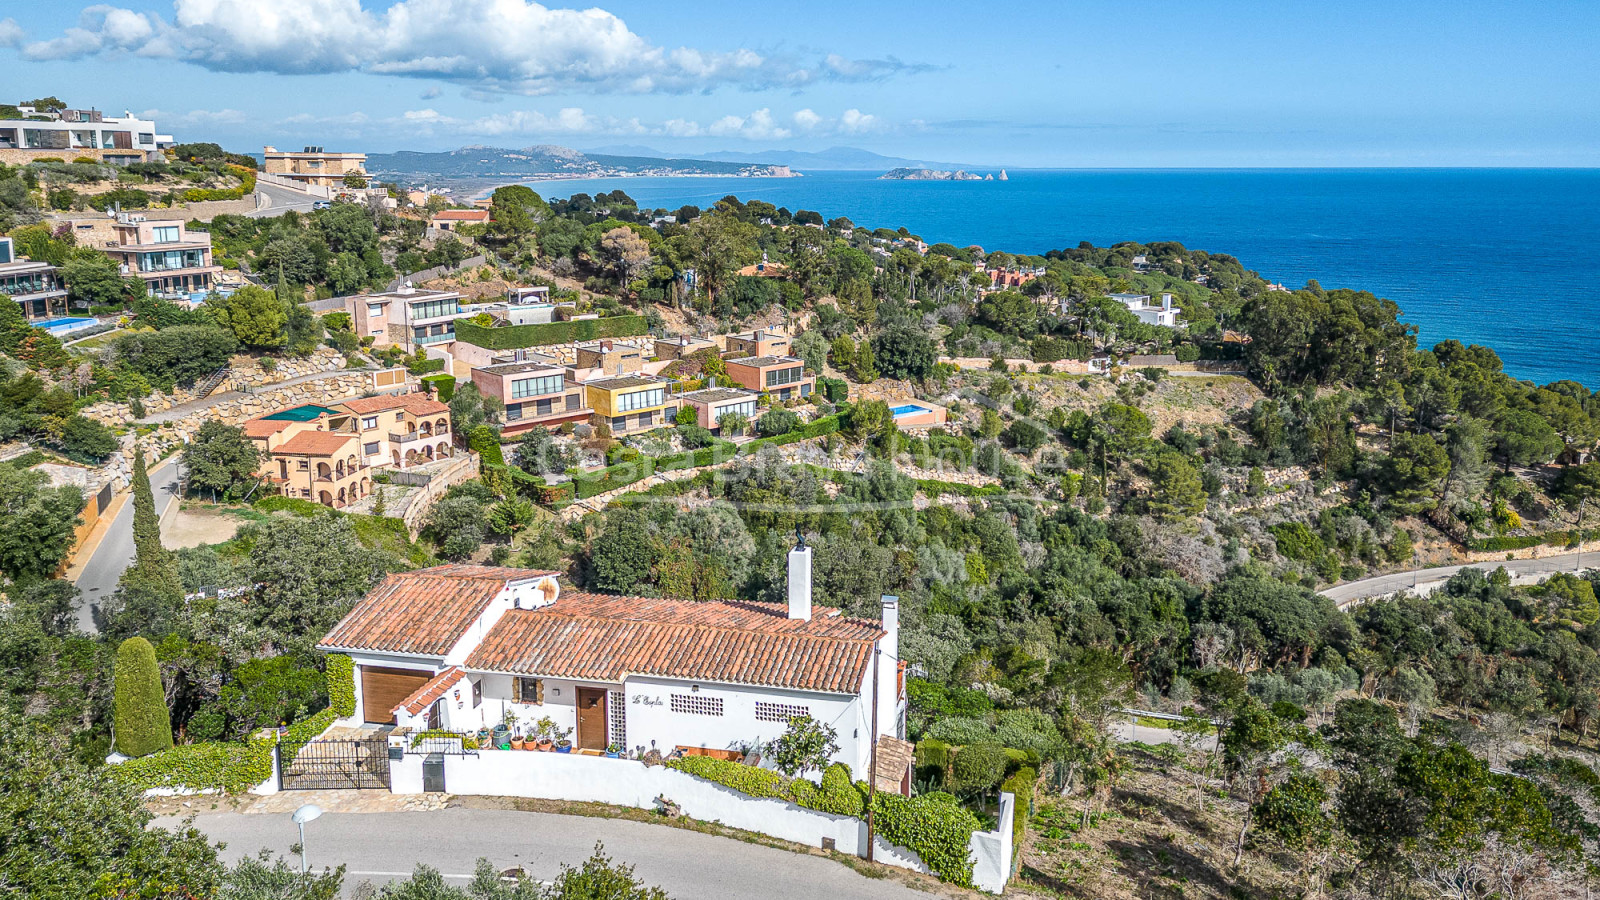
<box><xmin>1320</xmin><ymin>551</ymin><xmax>1593</xmax><ymax>608</ymax></box>
<box><xmin>247</xmin><ymin>182</ymin><xmax>320</xmax><ymax>219</ymax></box>
<box><xmin>72</xmin><ymin>459</ymin><xmax>181</xmax><ymax>632</ymax></box>
<box><xmin>156</xmin><ymin>809</ymin><xmax>928</xmax><ymax>900</ymax></box>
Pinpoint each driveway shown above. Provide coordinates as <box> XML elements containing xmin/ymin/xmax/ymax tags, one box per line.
<box><xmin>247</xmin><ymin>182</ymin><xmax>320</xmax><ymax>219</ymax></box>
<box><xmin>1320</xmin><ymin>551</ymin><xmax>1592</xmax><ymax>608</ymax></box>
<box><xmin>155</xmin><ymin>808</ymin><xmax>931</xmax><ymax>900</ymax></box>
<box><xmin>71</xmin><ymin>458</ymin><xmax>181</xmax><ymax>632</ymax></box>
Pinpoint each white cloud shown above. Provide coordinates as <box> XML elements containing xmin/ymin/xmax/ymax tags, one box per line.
<box><xmin>17</xmin><ymin>0</ymin><xmax>928</xmax><ymax>96</ymax></box>
<box><xmin>707</xmin><ymin>108</ymin><xmax>790</xmax><ymax>141</ymax></box>
<box><xmin>792</xmin><ymin>108</ymin><xmax>823</xmax><ymax>132</ymax></box>
<box><xmin>419</xmin><ymin>86</ymin><xmax>442</xmax><ymax>100</ymax></box>
<box><xmin>838</xmin><ymin>108</ymin><xmax>880</xmax><ymax>134</ymax></box>
<box><xmin>137</xmin><ymin>107</ymin><xmax>248</xmax><ymax>127</ymax></box>
<box><xmin>0</xmin><ymin>17</ymin><xmax>25</xmax><ymax>48</ymax></box>
<box><xmin>326</xmin><ymin>105</ymin><xmax>882</xmax><ymax>143</ymax></box>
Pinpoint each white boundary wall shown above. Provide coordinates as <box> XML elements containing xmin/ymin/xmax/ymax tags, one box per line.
<box><xmin>391</xmin><ymin>749</ymin><xmax>1013</xmax><ymax>892</ymax></box>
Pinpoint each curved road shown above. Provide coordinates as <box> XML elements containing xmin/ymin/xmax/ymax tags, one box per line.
<box><xmin>247</xmin><ymin>182</ymin><xmax>320</xmax><ymax>219</ymax></box>
<box><xmin>156</xmin><ymin>808</ymin><xmax>928</xmax><ymax>900</ymax></box>
<box><xmin>71</xmin><ymin>458</ymin><xmax>182</xmax><ymax>632</ymax></box>
<box><xmin>1320</xmin><ymin>551</ymin><xmax>1593</xmax><ymax>608</ymax></box>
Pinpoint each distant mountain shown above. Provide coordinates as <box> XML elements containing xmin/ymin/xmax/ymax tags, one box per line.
<box><xmin>690</xmin><ymin>146</ymin><xmax>976</xmax><ymax>171</ymax></box>
<box><xmin>366</xmin><ymin>145</ymin><xmax>794</xmax><ymax>181</ymax></box>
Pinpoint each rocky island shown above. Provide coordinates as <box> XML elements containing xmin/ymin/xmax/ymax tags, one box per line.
<box><xmin>879</xmin><ymin>167</ymin><xmax>986</xmax><ymax>181</ymax></box>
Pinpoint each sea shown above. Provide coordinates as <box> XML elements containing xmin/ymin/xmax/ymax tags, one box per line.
<box><xmin>525</xmin><ymin>168</ymin><xmax>1600</xmax><ymax>388</ymax></box>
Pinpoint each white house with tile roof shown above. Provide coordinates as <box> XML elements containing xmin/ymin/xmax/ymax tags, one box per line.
<box><xmin>318</xmin><ymin>545</ymin><xmax>908</xmax><ymax>785</ymax></box>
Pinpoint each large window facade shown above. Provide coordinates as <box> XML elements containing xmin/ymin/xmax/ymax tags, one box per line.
<box><xmin>511</xmin><ymin>374</ymin><xmax>565</xmax><ymax>399</ymax></box>
<box><xmin>765</xmin><ymin>366</ymin><xmax>803</xmax><ymax>387</ymax></box>
<box><xmin>136</xmin><ymin>249</ymin><xmax>207</xmax><ymax>272</ymax></box>
<box><xmin>615</xmin><ymin>387</ymin><xmax>664</xmax><ymax>412</ymax></box>
<box><xmin>718</xmin><ymin>399</ymin><xmax>758</xmax><ymax>420</ymax></box>
<box><xmin>407</xmin><ymin>296</ymin><xmax>460</xmax><ymax>321</ymax></box>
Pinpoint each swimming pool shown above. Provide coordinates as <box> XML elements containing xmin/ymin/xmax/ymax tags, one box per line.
<box><xmin>890</xmin><ymin>404</ymin><xmax>928</xmax><ymax>417</ymax></box>
<box><xmin>34</xmin><ymin>316</ymin><xmax>97</xmax><ymax>336</ymax></box>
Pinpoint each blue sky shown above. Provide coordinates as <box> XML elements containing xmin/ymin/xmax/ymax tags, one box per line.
<box><xmin>3</xmin><ymin>0</ymin><xmax>1597</xmax><ymax>166</ymax></box>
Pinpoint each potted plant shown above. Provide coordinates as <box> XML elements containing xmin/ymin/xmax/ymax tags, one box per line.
<box><xmin>556</xmin><ymin>725</ymin><xmax>574</xmax><ymax>753</ymax></box>
<box><xmin>604</xmin><ymin>742</ymin><xmax>622</xmax><ymax>759</ymax></box>
<box><xmin>510</xmin><ymin>733</ymin><xmax>524</xmax><ymax>751</ymax></box>
<box><xmin>532</xmin><ymin>716</ymin><xmax>558</xmax><ymax>751</ymax></box>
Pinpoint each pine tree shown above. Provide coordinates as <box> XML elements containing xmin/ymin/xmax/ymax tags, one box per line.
<box><xmin>113</xmin><ymin>636</ymin><xmax>173</xmax><ymax>757</ymax></box>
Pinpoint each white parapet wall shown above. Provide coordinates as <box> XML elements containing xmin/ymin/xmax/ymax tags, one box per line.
<box><xmin>391</xmin><ymin>749</ymin><xmax>1014</xmax><ymax>892</ymax></box>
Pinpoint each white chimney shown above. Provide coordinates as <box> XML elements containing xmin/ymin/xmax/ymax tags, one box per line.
<box><xmin>880</xmin><ymin>594</ymin><xmax>899</xmax><ymax>652</ymax></box>
<box><xmin>787</xmin><ymin>538</ymin><xmax>813</xmax><ymax>621</ymax></box>
<box><xmin>1162</xmin><ymin>292</ymin><xmax>1173</xmax><ymax>310</ymax></box>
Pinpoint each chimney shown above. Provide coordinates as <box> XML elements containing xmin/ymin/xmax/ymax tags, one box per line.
<box><xmin>880</xmin><ymin>594</ymin><xmax>899</xmax><ymax>648</ymax></box>
<box><xmin>787</xmin><ymin>536</ymin><xmax>813</xmax><ymax>621</ymax></box>
<box><xmin>1162</xmin><ymin>292</ymin><xmax>1173</xmax><ymax>310</ymax></box>
<box><xmin>601</xmin><ymin>340</ymin><xmax>613</xmax><ymax>352</ymax></box>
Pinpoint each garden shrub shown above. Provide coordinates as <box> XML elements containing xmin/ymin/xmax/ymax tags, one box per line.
<box><xmin>253</xmin><ymin>495</ymin><xmax>329</xmax><ymax>517</ymax></box>
<box><xmin>1000</xmin><ymin>767</ymin><xmax>1036</xmax><ymax>850</ymax></box>
<box><xmin>114</xmin><ymin>637</ymin><xmax>172</xmax><ymax>758</ymax></box>
<box><xmin>915</xmin><ymin>738</ymin><xmax>953</xmax><ymax>775</ymax></box>
<box><xmin>468</xmin><ymin>425</ymin><xmax>504</xmax><ymax>467</ymax></box>
<box><xmin>951</xmin><ymin>743</ymin><xmax>1009</xmax><ymax>795</ymax></box>
<box><xmin>926</xmin><ymin>716</ymin><xmax>993</xmax><ymax>746</ymax></box>
<box><xmin>870</xmin><ymin>793</ymin><xmax>981</xmax><ymax>886</ymax></box>
<box><xmin>325</xmin><ymin>654</ymin><xmax>356</xmax><ymax>717</ymax></box>
<box><xmin>757</xmin><ymin>408</ymin><xmax>801</xmax><ymax>437</ymax></box>
<box><xmin>666</xmin><ymin>755</ymin><xmax>790</xmax><ymax>800</ymax></box>
<box><xmin>420</xmin><ymin>373</ymin><xmax>456</xmax><ymax>402</ymax></box>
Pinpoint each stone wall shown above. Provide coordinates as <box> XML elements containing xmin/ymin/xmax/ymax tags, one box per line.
<box><xmin>137</xmin><ymin>196</ymin><xmax>263</xmax><ymax>222</ymax></box>
<box><xmin>81</xmin><ymin>349</ymin><xmax>351</xmax><ymax>421</ymax></box>
<box><xmin>116</xmin><ymin>373</ymin><xmax>380</xmax><ymax>449</ymax></box>
<box><xmin>0</xmin><ymin>147</ymin><xmax>157</xmax><ymax>166</ymax></box>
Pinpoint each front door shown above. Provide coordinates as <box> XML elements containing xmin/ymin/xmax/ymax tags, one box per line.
<box><xmin>576</xmin><ymin>688</ymin><xmax>608</xmax><ymax>751</ymax></box>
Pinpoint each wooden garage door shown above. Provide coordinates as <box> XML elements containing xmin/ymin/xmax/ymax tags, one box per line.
<box><xmin>361</xmin><ymin>666</ymin><xmax>432</xmax><ymax>724</ymax></box>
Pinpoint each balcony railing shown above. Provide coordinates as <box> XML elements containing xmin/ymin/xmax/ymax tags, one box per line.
<box><xmin>389</xmin><ymin>432</ymin><xmax>421</xmax><ymax>444</ymax></box>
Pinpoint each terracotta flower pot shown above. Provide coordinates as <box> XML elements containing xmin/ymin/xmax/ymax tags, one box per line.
<box><xmin>510</xmin><ymin>737</ymin><xmax>524</xmax><ymax>750</ymax></box>
<box><xmin>537</xmin><ymin>739</ymin><xmax>553</xmax><ymax>751</ymax></box>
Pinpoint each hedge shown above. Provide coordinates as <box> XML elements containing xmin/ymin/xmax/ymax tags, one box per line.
<box><xmin>107</xmin><ymin>708</ymin><xmax>337</xmax><ymax>794</ymax></box>
<box><xmin>408</xmin><ymin>357</ymin><xmax>446</xmax><ymax>375</ymax></box>
<box><xmin>1469</xmin><ymin>527</ymin><xmax>1600</xmax><ymax>552</ymax></box>
<box><xmin>664</xmin><ymin>755</ymin><xmax>980</xmax><ymax>886</ymax></box>
<box><xmin>738</xmin><ymin>414</ymin><xmax>840</xmax><ymax>454</ymax></box>
<box><xmin>326</xmin><ymin>654</ymin><xmax>355</xmax><ymax>717</ymax></box>
<box><xmin>1000</xmin><ymin>767</ymin><xmax>1036</xmax><ymax>855</ymax></box>
<box><xmin>452</xmin><ymin>315</ymin><xmax>648</xmax><ymax>351</ymax></box>
<box><xmin>420</xmin><ymin>373</ymin><xmax>456</xmax><ymax>402</ymax></box>
<box><xmin>114</xmin><ymin>637</ymin><xmax>172</xmax><ymax>758</ymax></box>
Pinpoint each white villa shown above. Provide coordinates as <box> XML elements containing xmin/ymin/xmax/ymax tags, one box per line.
<box><xmin>317</xmin><ymin>543</ymin><xmax>909</xmax><ymax>785</ymax></box>
<box><xmin>1109</xmin><ymin>291</ymin><xmax>1182</xmax><ymax>327</ymax></box>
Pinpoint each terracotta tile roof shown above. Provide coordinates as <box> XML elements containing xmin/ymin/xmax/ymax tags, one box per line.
<box><xmin>273</xmin><ymin>430</ymin><xmax>360</xmax><ymax>457</ymax></box>
<box><xmin>393</xmin><ymin>666</ymin><xmax>467</xmax><ymax>716</ymax></box>
<box><xmin>243</xmin><ymin>418</ymin><xmax>295</xmax><ymax>438</ymax></box>
<box><xmin>319</xmin><ymin>565</ymin><xmax>559</xmax><ymax>657</ymax></box>
<box><xmin>339</xmin><ymin>393</ymin><xmax>449</xmax><ymax>416</ymax></box>
<box><xmin>464</xmin><ymin>592</ymin><xmax>884</xmax><ymax>694</ymax></box>
<box><xmin>432</xmin><ymin>209</ymin><xmax>490</xmax><ymax>221</ymax></box>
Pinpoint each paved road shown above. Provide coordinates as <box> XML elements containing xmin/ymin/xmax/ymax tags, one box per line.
<box><xmin>1320</xmin><ymin>551</ymin><xmax>1593</xmax><ymax>608</ymax></box>
<box><xmin>72</xmin><ymin>459</ymin><xmax>181</xmax><ymax>632</ymax></box>
<box><xmin>138</xmin><ymin>368</ymin><xmax>376</xmax><ymax>425</ymax></box>
<box><xmin>246</xmin><ymin>182</ymin><xmax>319</xmax><ymax>219</ymax></box>
<box><xmin>156</xmin><ymin>809</ymin><xmax>926</xmax><ymax>900</ymax></box>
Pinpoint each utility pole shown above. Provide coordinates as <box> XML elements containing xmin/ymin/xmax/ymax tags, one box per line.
<box><xmin>865</xmin><ymin>646</ymin><xmax>880</xmax><ymax>864</ymax></box>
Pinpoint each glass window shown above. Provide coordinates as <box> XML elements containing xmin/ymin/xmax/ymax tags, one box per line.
<box><xmin>363</xmin><ymin>442</ymin><xmax>380</xmax><ymax>455</ymax></box>
<box><xmin>616</xmin><ymin>387</ymin><xmax>664</xmax><ymax>412</ymax></box>
<box><xmin>611</xmin><ymin>416</ymin><xmax>625</xmax><ymax>429</ymax></box>
<box><xmin>367</xmin><ymin>303</ymin><xmax>383</xmax><ymax>317</ymax></box>
<box><xmin>152</xmin><ymin>226</ymin><xmax>179</xmax><ymax>243</ymax></box>
<box><xmin>408</xmin><ymin>297</ymin><xmax>459</xmax><ymax>320</ymax></box>
<box><xmin>565</xmin><ymin>394</ymin><xmax>580</xmax><ymax>411</ymax></box>
<box><xmin>765</xmin><ymin>366</ymin><xmax>802</xmax><ymax>387</ymax></box>
<box><xmin>511</xmin><ymin>374</ymin><xmax>564</xmax><ymax>399</ymax></box>
<box><xmin>361</xmin><ymin>416</ymin><xmax>377</xmax><ymax>430</ymax></box>
<box><xmin>505</xmin><ymin>404</ymin><xmax>522</xmax><ymax>421</ymax></box>
<box><xmin>722</xmin><ymin>400</ymin><xmax>757</xmax><ymax>419</ymax></box>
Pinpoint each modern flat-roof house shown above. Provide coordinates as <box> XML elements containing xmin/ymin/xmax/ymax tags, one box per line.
<box><xmin>724</xmin><ymin>356</ymin><xmax>814</xmax><ymax>402</ymax></box>
<box><xmin>654</xmin><ymin>334</ymin><xmax>719</xmax><ymax>360</ymax></box>
<box><xmin>676</xmin><ymin>386</ymin><xmax>759</xmax><ymax>431</ymax></box>
<box><xmin>0</xmin><ymin>106</ymin><xmax>171</xmax><ymax>163</ymax></box>
<box><xmin>430</xmin><ymin>209</ymin><xmax>491</xmax><ymax>232</ymax></box>
<box><xmin>263</xmin><ymin>145</ymin><xmax>367</xmax><ymax>190</ymax></box>
<box><xmin>575</xmin><ymin>339</ymin><xmax>645</xmax><ymax>375</ymax></box>
<box><xmin>345</xmin><ymin>286</ymin><xmax>466</xmax><ymax>351</ymax></box>
<box><xmin>100</xmin><ymin>214</ymin><xmax>223</xmax><ymax>299</ymax></box>
<box><xmin>337</xmin><ymin>393</ymin><xmax>453</xmax><ymax>469</ymax></box>
<box><xmin>724</xmin><ymin>328</ymin><xmax>791</xmax><ymax>358</ymax></box>
<box><xmin>0</xmin><ymin>237</ymin><xmax>67</xmax><ymax>318</ymax></box>
<box><xmin>316</xmin><ymin>544</ymin><xmax>906</xmax><ymax>779</ymax></box>
<box><xmin>583</xmin><ymin>375</ymin><xmax>677</xmax><ymax>435</ymax></box>
<box><xmin>472</xmin><ymin>360</ymin><xmax>590</xmax><ymax>434</ymax></box>
<box><xmin>243</xmin><ymin>404</ymin><xmax>372</xmax><ymax>509</ymax></box>
<box><xmin>1111</xmin><ymin>291</ymin><xmax>1181</xmax><ymax>328</ymax></box>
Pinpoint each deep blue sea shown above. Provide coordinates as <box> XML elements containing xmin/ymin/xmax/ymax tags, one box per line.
<box><xmin>530</xmin><ymin>169</ymin><xmax>1600</xmax><ymax>388</ymax></box>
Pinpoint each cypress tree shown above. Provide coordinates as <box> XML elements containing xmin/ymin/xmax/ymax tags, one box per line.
<box><xmin>113</xmin><ymin>636</ymin><xmax>173</xmax><ymax>757</ymax></box>
<box><xmin>129</xmin><ymin>444</ymin><xmax>171</xmax><ymax>574</ymax></box>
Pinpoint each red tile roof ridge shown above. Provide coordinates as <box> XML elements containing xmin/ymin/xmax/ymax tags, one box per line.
<box><xmin>392</xmin><ymin>666</ymin><xmax>466</xmax><ymax>716</ymax></box>
<box><xmin>553</xmin><ymin>590</ymin><xmax>886</xmax><ymax>637</ymax></box>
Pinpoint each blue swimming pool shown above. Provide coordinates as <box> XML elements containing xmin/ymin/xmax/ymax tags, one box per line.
<box><xmin>34</xmin><ymin>316</ymin><xmax>97</xmax><ymax>335</ymax></box>
<box><xmin>890</xmin><ymin>404</ymin><xmax>927</xmax><ymax>417</ymax></box>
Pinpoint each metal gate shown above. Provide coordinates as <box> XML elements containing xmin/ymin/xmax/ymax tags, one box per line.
<box><xmin>277</xmin><ymin>739</ymin><xmax>391</xmax><ymax>790</ymax></box>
